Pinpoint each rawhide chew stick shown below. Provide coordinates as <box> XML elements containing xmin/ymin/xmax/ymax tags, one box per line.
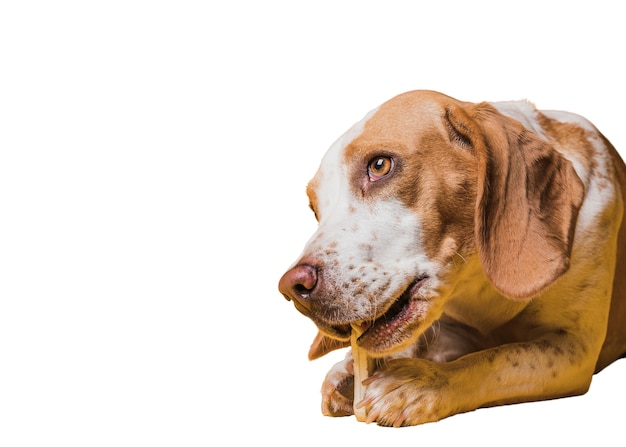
<box><xmin>351</xmin><ymin>323</ymin><xmax>374</xmax><ymax>421</ymax></box>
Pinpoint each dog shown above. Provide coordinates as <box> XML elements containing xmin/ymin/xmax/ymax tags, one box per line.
<box><xmin>278</xmin><ymin>90</ymin><xmax>626</xmax><ymax>427</ymax></box>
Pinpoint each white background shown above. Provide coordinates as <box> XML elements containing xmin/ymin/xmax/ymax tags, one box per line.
<box><xmin>1</xmin><ymin>1</ymin><xmax>625</xmax><ymax>445</ymax></box>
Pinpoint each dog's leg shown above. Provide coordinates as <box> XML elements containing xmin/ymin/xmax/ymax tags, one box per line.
<box><xmin>320</xmin><ymin>351</ymin><xmax>355</xmax><ymax>417</ymax></box>
<box><xmin>357</xmin><ymin>333</ymin><xmax>596</xmax><ymax>427</ymax></box>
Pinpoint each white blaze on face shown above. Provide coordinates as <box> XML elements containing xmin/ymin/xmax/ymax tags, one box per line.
<box><xmin>313</xmin><ymin>107</ymin><xmax>379</xmax><ymax>222</ymax></box>
<box><xmin>300</xmin><ymin>108</ymin><xmax>437</xmax><ymax>323</ymax></box>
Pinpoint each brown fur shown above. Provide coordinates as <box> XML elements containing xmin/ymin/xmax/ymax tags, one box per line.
<box><xmin>279</xmin><ymin>90</ymin><xmax>626</xmax><ymax>426</ymax></box>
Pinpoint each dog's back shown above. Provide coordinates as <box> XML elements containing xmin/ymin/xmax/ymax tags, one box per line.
<box><xmin>597</xmin><ymin>140</ymin><xmax>626</xmax><ymax>371</ymax></box>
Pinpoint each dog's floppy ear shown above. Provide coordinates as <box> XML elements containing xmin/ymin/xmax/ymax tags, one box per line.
<box><xmin>448</xmin><ymin>103</ymin><xmax>584</xmax><ymax>300</ymax></box>
<box><xmin>308</xmin><ymin>331</ymin><xmax>350</xmax><ymax>360</ymax></box>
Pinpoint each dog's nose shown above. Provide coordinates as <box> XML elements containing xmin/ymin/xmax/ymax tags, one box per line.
<box><xmin>278</xmin><ymin>264</ymin><xmax>318</xmax><ymax>309</ymax></box>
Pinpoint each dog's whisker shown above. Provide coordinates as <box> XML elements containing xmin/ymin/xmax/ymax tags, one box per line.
<box><xmin>454</xmin><ymin>251</ymin><xmax>467</xmax><ymax>265</ymax></box>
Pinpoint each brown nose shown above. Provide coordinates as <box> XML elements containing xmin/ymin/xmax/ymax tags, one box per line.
<box><xmin>278</xmin><ymin>264</ymin><xmax>318</xmax><ymax>309</ymax></box>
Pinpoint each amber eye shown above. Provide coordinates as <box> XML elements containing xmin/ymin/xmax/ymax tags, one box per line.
<box><xmin>368</xmin><ymin>156</ymin><xmax>394</xmax><ymax>181</ymax></box>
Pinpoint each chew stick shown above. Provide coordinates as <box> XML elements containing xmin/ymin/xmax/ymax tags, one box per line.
<box><xmin>351</xmin><ymin>323</ymin><xmax>374</xmax><ymax>421</ymax></box>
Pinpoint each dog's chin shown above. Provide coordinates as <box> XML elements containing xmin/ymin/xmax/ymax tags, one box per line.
<box><xmin>316</xmin><ymin>276</ymin><xmax>431</xmax><ymax>357</ymax></box>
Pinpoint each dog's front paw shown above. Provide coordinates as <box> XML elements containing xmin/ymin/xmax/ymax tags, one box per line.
<box><xmin>321</xmin><ymin>356</ymin><xmax>355</xmax><ymax>417</ymax></box>
<box><xmin>357</xmin><ymin>358</ymin><xmax>451</xmax><ymax>427</ymax></box>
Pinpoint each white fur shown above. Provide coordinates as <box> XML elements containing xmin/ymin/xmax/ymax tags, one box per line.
<box><xmin>491</xmin><ymin>100</ymin><xmax>547</xmax><ymax>138</ymax></box>
<box><xmin>302</xmin><ymin>109</ymin><xmax>439</xmax><ymax>322</ymax></box>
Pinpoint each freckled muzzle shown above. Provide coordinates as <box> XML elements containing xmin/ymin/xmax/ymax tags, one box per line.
<box><xmin>278</xmin><ymin>261</ymin><xmax>353</xmax><ymax>340</ymax></box>
<box><xmin>279</xmin><ymin>261</ymin><xmax>431</xmax><ymax>355</ymax></box>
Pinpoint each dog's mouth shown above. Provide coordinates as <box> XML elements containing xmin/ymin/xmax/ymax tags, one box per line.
<box><xmin>322</xmin><ymin>276</ymin><xmax>430</xmax><ymax>354</ymax></box>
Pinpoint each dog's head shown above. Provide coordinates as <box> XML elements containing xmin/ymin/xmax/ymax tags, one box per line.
<box><xmin>279</xmin><ymin>90</ymin><xmax>583</xmax><ymax>359</ymax></box>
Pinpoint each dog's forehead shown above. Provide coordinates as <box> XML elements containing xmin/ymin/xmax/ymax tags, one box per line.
<box><xmin>307</xmin><ymin>91</ymin><xmax>451</xmax><ymax>216</ymax></box>
<box><xmin>306</xmin><ymin>106</ymin><xmax>379</xmax><ymax>217</ymax></box>
<box><xmin>351</xmin><ymin>91</ymin><xmax>447</xmax><ymax>144</ymax></box>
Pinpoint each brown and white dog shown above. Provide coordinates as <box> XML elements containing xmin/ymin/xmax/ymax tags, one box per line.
<box><xmin>278</xmin><ymin>90</ymin><xmax>626</xmax><ymax>427</ymax></box>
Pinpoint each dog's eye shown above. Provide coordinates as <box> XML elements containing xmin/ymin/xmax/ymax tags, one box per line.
<box><xmin>368</xmin><ymin>156</ymin><xmax>394</xmax><ymax>181</ymax></box>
